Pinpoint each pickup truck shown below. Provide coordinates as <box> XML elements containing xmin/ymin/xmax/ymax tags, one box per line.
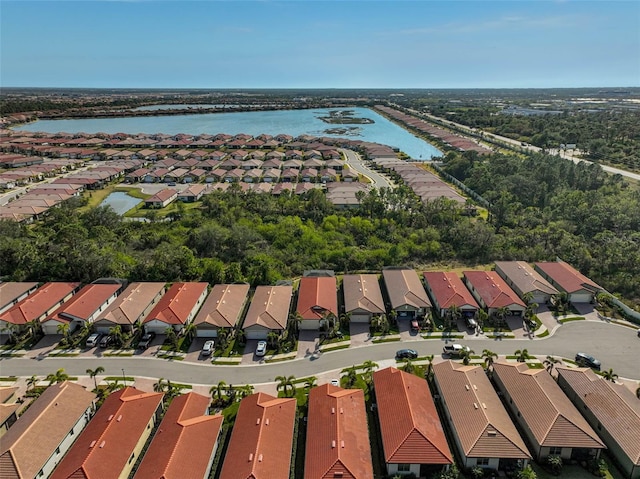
<box><xmin>442</xmin><ymin>343</ymin><xmax>470</xmax><ymax>358</ymax></box>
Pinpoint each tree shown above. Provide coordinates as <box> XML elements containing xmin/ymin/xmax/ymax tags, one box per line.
<box><xmin>275</xmin><ymin>375</ymin><xmax>296</xmax><ymax>397</ymax></box>
<box><xmin>482</xmin><ymin>349</ymin><xmax>498</xmax><ymax>370</ymax></box>
<box><xmin>238</xmin><ymin>384</ymin><xmax>254</xmax><ymax>398</ymax></box>
<box><xmin>446</xmin><ymin>304</ymin><xmax>462</xmax><ymax>328</ymax></box>
<box><xmin>26</xmin><ymin>375</ymin><xmax>38</xmax><ymax>392</ymax></box>
<box><xmin>46</xmin><ymin>368</ymin><xmax>69</xmax><ymax>385</ymax></box>
<box><xmin>424</xmin><ymin>354</ymin><xmax>435</xmax><ymax>380</ymax></box>
<box><xmin>57</xmin><ymin>323</ymin><xmax>71</xmax><ymax>345</ymax></box>
<box><xmin>515</xmin><ymin>348</ymin><xmax>531</xmax><ymax>362</ymax></box>
<box><xmin>495</xmin><ymin>306</ymin><xmax>510</xmax><ymax>327</ymax></box>
<box><xmin>361</xmin><ymin>360</ymin><xmax>378</xmax><ymax>385</ymax></box>
<box><xmin>516</xmin><ymin>465</ymin><xmax>538</xmax><ymax>479</ymax></box>
<box><xmin>546</xmin><ymin>454</ymin><xmax>563</xmax><ymax>475</ymax></box>
<box><xmin>217</xmin><ymin>327</ymin><xmax>230</xmax><ymax>350</ymax></box>
<box><xmin>403</xmin><ymin>359</ymin><xmax>415</xmax><ymax>374</ymax></box>
<box><xmin>108</xmin><ymin>325</ymin><xmax>125</xmax><ymax>348</ymax></box>
<box><xmin>459</xmin><ymin>348</ymin><xmax>475</xmax><ymax>365</ymax></box>
<box><xmin>304</xmin><ymin>376</ymin><xmax>317</xmax><ymax>392</ymax></box>
<box><xmin>165</xmin><ymin>327</ymin><xmax>179</xmax><ymax>351</ymax></box>
<box><xmin>210</xmin><ymin>380</ymin><xmax>227</xmax><ymax>402</ymax></box>
<box><xmin>182</xmin><ymin>322</ymin><xmax>196</xmax><ymax>342</ymax></box>
<box><xmin>86</xmin><ymin>366</ymin><xmax>105</xmax><ymax>391</ymax></box>
<box><xmin>266</xmin><ymin>331</ymin><xmax>279</xmax><ymax>350</ymax></box>
<box><xmin>544</xmin><ymin>355</ymin><xmax>560</xmax><ymax>373</ymax></box>
<box><xmin>345</xmin><ymin>365</ymin><xmax>358</xmax><ymax>388</ymax></box>
<box><xmin>602</xmin><ymin>368</ymin><xmax>618</xmax><ymax>382</ymax></box>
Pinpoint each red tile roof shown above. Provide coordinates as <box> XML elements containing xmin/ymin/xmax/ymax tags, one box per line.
<box><xmin>219</xmin><ymin>393</ymin><xmax>296</xmax><ymax>479</ymax></box>
<box><xmin>144</xmin><ymin>282</ymin><xmax>208</xmax><ymax>326</ymax></box>
<box><xmin>534</xmin><ymin>261</ymin><xmax>601</xmax><ymax>294</ymax></box>
<box><xmin>0</xmin><ymin>282</ymin><xmax>81</xmax><ymax>325</ymax></box>
<box><xmin>373</xmin><ymin>368</ymin><xmax>452</xmax><ymax>465</ymax></box>
<box><xmin>44</xmin><ymin>283</ymin><xmax>121</xmax><ymax>324</ymax></box>
<box><xmin>145</xmin><ymin>188</ymin><xmax>177</xmax><ymax>204</ymax></box>
<box><xmin>50</xmin><ymin>387</ymin><xmax>163</xmax><ymax>479</ymax></box>
<box><xmin>0</xmin><ymin>282</ymin><xmax>39</xmax><ymax>312</ymax></box>
<box><xmin>134</xmin><ymin>393</ymin><xmax>223</xmax><ymax>479</ymax></box>
<box><xmin>305</xmin><ymin>384</ymin><xmax>373</xmax><ymax>479</ymax></box>
<box><xmin>423</xmin><ymin>272</ymin><xmax>479</xmax><ymax>310</ymax></box>
<box><xmin>296</xmin><ymin>276</ymin><xmax>338</xmax><ymax>321</ymax></box>
<box><xmin>463</xmin><ymin>271</ymin><xmax>525</xmax><ymax>309</ymax></box>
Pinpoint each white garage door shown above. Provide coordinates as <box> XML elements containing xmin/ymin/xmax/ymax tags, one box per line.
<box><xmin>196</xmin><ymin>329</ymin><xmax>218</xmax><ymax>338</ymax></box>
<box><xmin>42</xmin><ymin>323</ymin><xmax>59</xmax><ymax>335</ymax></box>
<box><xmin>350</xmin><ymin>314</ymin><xmax>370</xmax><ymax>323</ymax></box>
<box><xmin>570</xmin><ymin>293</ymin><xmax>592</xmax><ymax>303</ymax></box>
<box><xmin>245</xmin><ymin>329</ymin><xmax>268</xmax><ymax>340</ymax></box>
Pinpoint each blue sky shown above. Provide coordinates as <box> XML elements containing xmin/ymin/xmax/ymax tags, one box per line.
<box><xmin>1</xmin><ymin>1</ymin><xmax>639</xmax><ymax>89</ymax></box>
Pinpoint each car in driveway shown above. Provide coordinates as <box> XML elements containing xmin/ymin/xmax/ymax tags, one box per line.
<box><xmin>85</xmin><ymin>333</ymin><xmax>102</xmax><ymax>348</ymax></box>
<box><xmin>201</xmin><ymin>340</ymin><xmax>215</xmax><ymax>356</ymax></box>
<box><xmin>575</xmin><ymin>352</ymin><xmax>601</xmax><ymax>370</ymax></box>
<box><xmin>465</xmin><ymin>316</ymin><xmax>478</xmax><ymax>329</ymax></box>
<box><xmin>99</xmin><ymin>334</ymin><xmax>114</xmax><ymax>348</ymax></box>
<box><xmin>395</xmin><ymin>349</ymin><xmax>418</xmax><ymax>360</ymax></box>
<box><xmin>443</xmin><ymin>343</ymin><xmax>471</xmax><ymax>358</ymax></box>
<box><xmin>255</xmin><ymin>340</ymin><xmax>267</xmax><ymax>357</ymax></box>
<box><xmin>137</xmin><ymin>331</ymin><xmax>156</xmax><ymax>350</ymax></box>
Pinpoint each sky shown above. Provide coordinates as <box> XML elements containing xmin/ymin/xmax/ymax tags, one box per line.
<box><xmin>1</xmin><ymin>0</ymin><xmax>639</xmax><ymax>89</ymax></box>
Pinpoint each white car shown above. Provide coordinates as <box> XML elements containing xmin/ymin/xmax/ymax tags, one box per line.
<box><xmin>330</xmin><ymin>379</ymin><xmax>340</xmax><ymax>387</ymax></box>
<box><xmin>201</xmin><ymin>340</ymin><xmax>214</xmax><ymax>356</ymax></box>
<box><xmin>442</xmin><ymin>343</ymin><xmax>471</xmax><ymax>358</ymax></box>
<box><xmin>85</xmin><ymin>333</ymin><xmax>102</xmax><ymax>348</ymax></box>
<box><xmin>256</xmin><ymin>340</ymin><xmax>267</xmax><ymax>357</ymax></box>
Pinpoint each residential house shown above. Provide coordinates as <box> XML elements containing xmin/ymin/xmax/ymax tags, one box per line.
<box><xmin>305</xmin><ymin>384</ymin><xmax>374</xmax><ymax>479</ymax></box>
<box><xmin>463</xmin><ymin>271</ymin><xmax>526</xmax><ymax>317</ymax></box>
<box><xmin>219</xmin><ymin>393</ymin><xmax>296</xmax><ymax>479</ymax></box>
<box><xmin>423</xmin><ymin>272</ymin><xmax>479</xmax><ymax>320</ymax></box>
<box><xmin>0</xmin><ymin>282</ymin><xmax>39</xmax><ymax>315</ymax></box>
<box><xmin>0</xmin><ymin>387</ymin><xmax>19</xmax><ymax>437</ymax></box>
<box><xmin>242</xmin><ymin>285</ymin><xmax>293</xmax><ymax>340</ymax></box>
<box><xmin>243</xmin><ymin>168</ymin><xmax>263</xmax><ymax>183</ymax></box>
<box><xmin>262</xmin><ymin>168</ymin><xmax>281</xmax><ymax>183</ymax></box>
<box><xmin>296</xmin><ymin>275</ymin><xmax>338</xmax><ymax>331</ymax></box>
<box><xmin>134</xmin><ymin>392</ymin><xmax>223</xmax><ymax>479</ymax></box>
<box><xmin>557</xmin><ymin>367</ymin><xmax>640</xmax><ymax>479</ymax></box>
<box><xmin>144</xmin><ymin>188</ymin><xmax>177</xmax><ymax>208</ymax></box>
<box><xmin>494</xmin><ymin>261</ymin><xmax>559</xmax><ymax>305</ymax></box>
<box><xmin>93</xmin><ymin>282</ymin><xmax>166</xmax><ymax>334</ymax></box>
<box><xmin>177</xmin><ymin>184</ymin><xmax>208</xmax><ymax>202</ymax></box>
<box><xmin>373</xmin><ymin>367</ymin><xmax>452</xmax><ymax>476</ymax></box>
<box><xmin>193</xmin><ymin>283</ymin><xmax>250</xmax><ymax>338</ymax></box>
<box><xmin>382</xmin><ymin>268</ymin><xmax>432</xmax><ymax>320</ymax></box>
<box><xmin>534</xmin><ymin>261</ymin><xmax>603</xmax><ymax>303</ymax></box>
<box><xmin>40</xmin><ymin>283</ymin><xmax>122</xmax><ymax>335</ymax></box>
<box><xmin>492</xmin><ymin>362</ymin><xmax>605</xmax><ymax>461</ymax></box>
<box><xmin>432</xmin><ymin>361</ymin><xmax>531</xmax><ymax>471</ymax></box>
<box><xmin>50</xmin><ymin>387</ymin><xmax>164</xmax><ymax>479</ymax></box>
<box><xmin>143</xmin><ymin>282</ymin><xmax>209</xmax><ymax>334</ymax></box>
<box><xmin>0</xmin><ymin>381</ymin><xmax>96</xmax><ymax>479</ymax></box>
<box><xmin>342</xmin><ymin>274</ymin><xmax>385</xmax><ymax>322</ymax></box>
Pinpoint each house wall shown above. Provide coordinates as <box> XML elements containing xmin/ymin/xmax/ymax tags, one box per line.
<box><xmin>299</xmin><ymin>319</ymin><xmax>322</xmax><ymax>331</ymax></box>
<box><xmin>145</xmin><ymin>319</ymin><xmax>175</xmax><ymax>335</ymax></box>
<box><xmin>465</xmin><ymin>457</ymin><xmax>501</xmax><ymax>470</ymax></box>
<box><xmin>387</xmin><ymin>462</ymin><xmax>420</xmax><ymax>476</ymax></box>
<box><xmin>0</xmin><ymin>412</ymin><xmax>18</xmax><ymax>437</ymax></box>
<box><xmin>118</xmin><ymin>410</ymin><xmax>159</xmax><ymax>479</ymax></box>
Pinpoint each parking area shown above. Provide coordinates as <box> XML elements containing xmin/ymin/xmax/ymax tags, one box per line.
<box><xmin>348</xmin><ymin>322</ymin><xmax>371</xmax><ymax>347</ymax></box>
<box><xmin>297</xmin><ymin>330</ymin><xmax>320</xmax><ymax>359</ymax></box>
<box><xmin>184</xmin><ymin>336</ymin><xmax>213</xmax><ymax>362</ymax></box>
<box><xmin>240</xmin><ymin>339</ymin><xmax>260</xmax><ymax>364</ymax></box>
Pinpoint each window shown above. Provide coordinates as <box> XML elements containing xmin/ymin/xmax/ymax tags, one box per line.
<box><xmin>476</xmin><ymin>458</ymin><xmax>490</xmax><ymax>466</ymax></box>
<box><xmin>549</xmin><ymin>447</ymin><xmax>562</xmax><ymax>455</ymax></box>
<box><xmin>56</xmin><ymin>447</ymin><xmax>61</xmax><ymax>455</ymax></box>
<box><xmin>397</xmin><ymin>464</ymin><xmax>411</xmax><ymax>472</ymax></box>
<box><xmin>129</xmin><ymin>453</ymin><xmax>135</xmax><ymax>464</ymax></box>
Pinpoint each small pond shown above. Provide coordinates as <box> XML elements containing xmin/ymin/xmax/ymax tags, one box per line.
<box><xmin>100</xmin><ymin>191</ymin><xmax>141</xmax><ymax>215</ymax></box>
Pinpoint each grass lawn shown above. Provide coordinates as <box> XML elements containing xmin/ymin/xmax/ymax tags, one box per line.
<box><xmin>559</xmin><ymin>316</ymin><xmax>586</xmax><ymax>323</ymax></box>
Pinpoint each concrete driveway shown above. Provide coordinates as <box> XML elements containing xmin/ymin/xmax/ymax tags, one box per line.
<box><xmin>349</xmin><ymin>322</ymin><xmax>371</xmax><ymax>347</ymax></box>
<box><xmin>297</xmin><ymin>330</ymin><xmax>320</xmax><ymax>359</ymax></box>
<box><xmin>241</xmin><ymin>339</ymin><xmax>260</xmax><ymax>364</ymax></box>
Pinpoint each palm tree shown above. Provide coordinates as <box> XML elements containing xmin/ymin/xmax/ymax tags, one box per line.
<box><xmin>522</xmin><ymin>292</ymin><xmax>534</xmax><ymax>305</ymax></box>
<box><xmin>495</xmin><ymin>306</ymin><xmax>510</xmax><ymax>327</ymax></box>
<box><xmin>182</xmin><ymin>322</ymin><xmax>197</xmax><ymax>341</ymax></box>
<box><xmin>153</xmin><ymin>378</ymin><xmax>167</xmax><ymax>393</ymax></box>
<box><xmin>266</xmin><ymin>331</ymin><xmax>279</xmax><ymax>350</ymax></box>
<box><xmin>403</xmin><ymin>359</ymin><xmax>415</xmax><ymax>374</ymax></box>
<box><xmin>238</xmin><ymin>384</ymin><xmax>254</xmax><ymax>398</ymax></box>
<box><xmin>210</xmin><ymin>380</ymin><xmax>227</xmax><ymax>402</ymax></box>
<box><xmin>304</xmin><ymin>376</ymin><xmax>317</xmax><ymax>392</ymax></box>
<box><xmin>476</xmin><ymin>309</ymin><xmax>488</xmax><ymax>331</ymax></box>
<box><xmin>86</xmin><ymin>366</ymin><xmax>105</xmax><ymax>391</ymax></box>
<box><xmin>424</xmin><ymin>354</ymin><xmax>435</xmax><ymax>380</ymax></box>
<box><xmin>26</xmin><ymin>375</ymin><xmax>38</xmax><ymax>392</ymax></box>
<box><xmin>108</xmin><ymin>325</ymin><xmax>125</xmax><ymax>348</ymax></box>
<box><xmin>482</xmin><ymin>349</ymin><xmax>498</xmax><ymax>370</ymax></box>
<box><xmin>46</xmin><ymin>368</ymin><xmax>69</xmax><ymax>385</ymax></box>
<box><xmin>57</xmin><ymin>323</ymin><xmax>70</xmax><ymax>345</ymax></box>
<box><xmin>361</xmin><ymin>360</ymin><xmax>378</xmax><ymax>384</ymax></box>
<box><xmin>544</xmin><ymin>355</ymin><xmax>560</xmax><ymax>373</ymax></box>
<box><xmin>275</xmin><ymin>375</ymin><xmax>296</xmax><ymax>397</ymax></box>
<box><xmin>345</xmin><ymin>365</ymin><xmax>358</xmax><ymax>388</ymax></box>
<box><xmin>446</xmin><ymin>304</ymin><xmax>462</xmax><ymax>328</ymax></box>
<box><xmin>25</xmin><ymin>319</ymin><xmax>41</xmax><ymax>338</ymax></box>
<box><xmin>602</xmin><ymin>368</ymin><xmax>618</xmax><ymax>382</ymax></box>
<box><xmin>514</xmin><ymin>349</ymin><xmax>531</xmax><ymax>363</ymax></box>
<box><xmin>165</xmin><ymin>327</ymin><xmax>179</xmax><ymax>351</ymax></box>
<box><xmin>459</xmin><ymin>348</ymin><xmax>475</xmax><ymax>366</ymax></box>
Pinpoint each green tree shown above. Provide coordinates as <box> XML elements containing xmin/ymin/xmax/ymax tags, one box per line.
<box><xmin>165</xmin><ymin>327</ymin><xmax>179</xmax><ymax>351</ymax></box>
<box><xmin>108</xmin><ymin>325</ymin><xmax>125</xmax><ymax>348</ymax></box>
<box><xmin>602</xmin><ymin>368</ymin><xmax>618</xmax><ymax>382</ymax></box>
<box><xmin>86</xmin><ymin>366</ymin><xmax>105</xmax><ymax>391</ymax></box>
<box><xmin>544</xmin><ymin>355</ymin><xmax>560</xmax><ymax>373</ymax></box>
<box><xmin>482</xmin><ymin>349</ymin><xmax>498</xmax><ymax>370</ymax></box>
<box><xmin>403</xmin><ymin>359</ymin><xmax>415</xmax><ymax>374</ymax></box>
<box><xmin>275</xmin><ymin>375</ymin><xmax>296</xmax><ymax>397</ymax></box>
<box><xmin>516</xmin><ymin>465</ymin><xmax>537</xmax><ymax>479</ymax></box>
<box><xmin>361</xmin><ymin>360</ymin><xmax>378</xmax><ymax>385</ymax></box>
<box><xmin>46</xmin><ymin>368</ymin><xmax>69</xmax><ymax>385</ymax></box>
<box><xmin>515</xmin><ymin>348</ymin><xmax>531</xmax><ymax>363</ymax></box>
<box><xmin>459</xmin><ymin>348</ymin><xmax>475</xmax><ymax>366</ymax></box>
<box><xmin>424</xmin><ymin>354</ymin><xmax>435</xmax><ymax>380</ymax></box>
<box><xmin>211</xmin><ymin>381</ymin><xmax>227</xmax><ymax>402</ymax></box>
<box><xmin>304</xmin><ymin>376</ymin><xmax>317</xmax><ymax>392</ymax></box>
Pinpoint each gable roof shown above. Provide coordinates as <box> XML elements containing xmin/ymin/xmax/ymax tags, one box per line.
<box><xmin>423</xmin><ymin>272</ymin><xmax>479</xmax><ymax>310</ymax></box>
<box><xmin>557</xmin><ymin>367</ymin><xmax>640</xmax><ymax>466</ymax></box>
<box><xmin>463</xmin><ymin>271</ymin><xmax>526</xmax><ymax>309</ymax></box>
<box><xmin>145</xmin><ymin>188</ymin><xmax>176</xmax><ymax>204</ymax></box>
<box><xmin>43</xmin><ymin>283</ymin><xmax>121</xmax><ymax>324</ymax></box>
<box><xmin>0</xmin><ymin>382</ymin><xmax>96</xmax><ymax>479</ymax></box>
<box><xmin>193</xmin><ymin>283</ymin><xmax>250</xmax><ymax>329</ymax></box>
<box><xmin>133</xmin><ymin>393</ymin><xmax>223</xmax><ymax>479</ymax></box>
<box><xmin>143</xmin><ymin>282</ymin><xmax>208</xmax><ymax>326</ymax></box>
<box><xmin>534</xmin><ymin>261</ymin><xmax>602</xmax><ymax>294</ymax></box>
<box><xmin>50</xmin><ymin>387</ymin><xmax>164</xmax><ymax>479</ymax></box>
<box><xmin>0</xmin><ymin>282</ymin><xmax>39</xmax><ymax>312</ymax></box>
<box><xmin>432</xmin><ymin>361</ymin><xmax>530</xmax><ymax>460</ymax></box>
<box><xmin>373</xmin><ymin>368</ymin><xmax>452</xmax><ymax>465</ymax></box>
<box><xmin>296</xmin><ymin>276</ymin><xmax>338</xmax><ymax>321</ymax></box>
<box><xmin>219</xmin><ymin>393</ymin><xmax>296</xmax><ymax>479</ymax></box>
<box><xmin>0</xmin><ymin>282</ymin><xmax>81</xmax><ymax>325</ymax></box>
<box><xmin>494</xmin><ymin>261</ymin><xmax>559</xmax><ymax>297</ymax></box>
<box><xmin>382</xmin><ymin>268</ymin><xmax>432</xmax><ymax>310</ymax></box>
<box><xmin>342</xmin><ymin>274</ymin><xmax>385</xmax><ymax>315</ymax></box>
<box><xmin>242</xmin><ymin>285</ymin><xmax>293</xmax><ymax>330</ymax></box>
<box><xmin>95</xmin><ymin>282</ymin><xmax>166</xmax><ymax>327</ymax></box>
<box><xmin>492</xmin><ymin>362</ymin><xmax>604</xmax><ymax>449</ymax></box>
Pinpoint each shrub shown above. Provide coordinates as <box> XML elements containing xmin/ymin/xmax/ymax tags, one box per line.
<box><xmin>546</xmin><ymin>455</ymin><xmax>563</xmax><ymax>476</ymax></box>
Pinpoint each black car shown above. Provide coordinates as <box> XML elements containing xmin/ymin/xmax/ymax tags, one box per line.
<box><xmin>395</xmin><ymin>349</ymin><xmax>418</xmax><ymax>360</ymax></box>
<box><xmin>99</xmin><ymin>334</ymin><xmax>114</xmax><ymax>348</ymax></box>
<box><xmin>575</xmin><ymin>352</ymin><xmax>601</xmax><ymax>371</ymax></box>
<box><xmin>137</xmin><ymin>332</ymin><xmax>156</xmax><ymax>350</ymax></box>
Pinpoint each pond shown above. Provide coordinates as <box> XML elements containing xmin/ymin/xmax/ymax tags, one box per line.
<box><xmin>100</xmin><ymin>191</ymin><xmax>141</xmax><ymax>215</ymax></box>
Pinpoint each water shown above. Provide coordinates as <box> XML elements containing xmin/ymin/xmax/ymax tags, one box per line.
<box><xmin>15</xmin><ymin>107</ymin><xmax>442</xmax><ymax>160</ymax></box>
<box><xmin>100</xmin><ymin>191</ymin><xmax>141</xmax><ymax>215</ymax></box>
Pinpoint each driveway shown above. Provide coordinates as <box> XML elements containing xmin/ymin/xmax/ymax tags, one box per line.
<box><xmin>184</xmin><ymin>337</ymin><xmax>212</xmax><ymax>363</ymax></box>
<box><xmin>297</xmin><ymin>330</ymin><xmax>320</xmax><ymax>359</ymax></box>
<box><xmin>349</xmin><ymin>322</ymin><xmax>371</xmax><ymax>347</ymax></box>
<box><xmin>241</xmin><ymin>339</ymin><xmax>260</xmax><ymax>364</ymax></box>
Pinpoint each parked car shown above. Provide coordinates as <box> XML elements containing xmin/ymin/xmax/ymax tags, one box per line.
<box><xmin>255</xmin><ymin>340</ymin><xmax>267</xmax><ymax>357</ymax></box>
<box><xmin>575</xmin><ymin>352</ymin><xmax>601</xmax><ymax>370</ymax></box>
<box><xmin>443</xmin><ymin>343</ymin><xmax>471</xmax><ymax>358</ymax></box>
<box><xmin>395</xmin><ymin>349</ymin><xmax>418</xmax><ymax>360</ymax></box>
<box><xmin>330</xmin><ymin>379</ymin><xmax>340</xmax><ymax>387</ymax></box>
<box><xmin>99</xmin><ymin>334</ymin><xmax>114</xmax><ymax>348</ymax></box>
<box><xmin>137</xmin><ymin>331</ymin><xmax>156</xmax><ymax>350</ymax></box>
<box><xmin>201</xmin><ymin>340</ymin><xmax>215</xmax><ymax>356</ymax></box>
<box><xmin>85</xmin><ymin>333</ymin><xmax>102</xmax><ymax>348</ymax></box>
<box><xmin>410</xmin><ymin>320</ymin><xmax>420</xmax><ymax>333</ymax></box>
<box><xmin>465</xmin><ymin>316</ymin><xmax>478</xmax><ymax>329</ymax></box>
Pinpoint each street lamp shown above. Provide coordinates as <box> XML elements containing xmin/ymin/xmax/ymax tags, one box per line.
<box><xmin>122</xmin><ymin>369</ymin><xmax>126</xmax><ymax>385</ymax></box>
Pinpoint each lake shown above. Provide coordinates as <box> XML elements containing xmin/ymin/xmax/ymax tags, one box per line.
<box><xmin>15</xmin><ymin>107</ymin><xmax>442</xmax><ymax>160</ymax></box>
<box><xmin>100</xmin><ymin>191</ymin><xmax>141</xmax><ymax>215</ymax></box>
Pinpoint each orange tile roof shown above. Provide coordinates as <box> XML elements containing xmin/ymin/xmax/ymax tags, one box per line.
<box><xmin>0</xmin><ymin>282</ymin><xmax>39</xmax><ymax>311</ymax></box>
<box><xmin>143</xmin><ymin>282</ymin><xmax>208</xmax><ymax>326</ymax></box>
<box><xmin>463</xmin><ymin>271</ymin><xmax>526</xmax><ymax>309</ymax></box>
<box><xmin>44</xmin><ymin>283</ymin><xmax>121</xmax><ymax>324</ymax></box>
<box><xmin>96</xmin><ymin>282</ymin><xmax>166</xmax><ymax>327</ymax></box>
<box><xmin>0</xmin><ymin>282</ymin><xmax>80</xmax><ymax>325</ymax></box>
<box><xmin>242</xmin><ymin>285</ymin><xmax>293</xmax><ymax>330</ymax></box>
<box><xmin>382</xmin><ymin>268</ymin><xmax>432</xmax><ymax>310</ymax></box>
<box><xmin>193</xmin><ymin>283</ymin><xmax>250</xmax><ymax>329</ymax></box>
<box><xmin>373</xmin><ymin>368</ymin><xmax>452</xmax><ymax>465</ymax></box>
<box><xmin>50</xmin><ymin>387</ymin><xmax>163</xmax><ymax>479</ymax></box>
<box><xmin>134</xmin><ymin>393</ymin><xmax>223</xmax><ymax>479</ymax></box>
<box><xmin>423</xmin><ymin>272</ymin><xmax>478</xmax><ymax>310</ymax></box>
<box><xmin>219</xmin><ymin>392</ymin><xmax>296</xmax><ymax>479</ymax></box>
<box><xmin>432</xmin><ymin>361</ymin><xmax>530</xmax><ymax>460</ymax></box>
<box><xmin>305</xmin><ymin>384</ymin><xmax>374</xmax><ymax>479</ymax></box>
<box><xmin>296</xmin><ymin>276</ymin><xmax>338</xmax><ymax>320</ymax></box>
<box><xmin>342</xmin><ymin>274</ymin><xmax>385</xmax><ymax>315</ymax></box>
<box><xmin>492</xmin><ymin>362</ymin><xmax>604</xmax><ymax>450</ymax></box>
<box><xmin>534</xmin><ymin>261</ymin><xmax>601</xmax><ymax>294</ymax></box>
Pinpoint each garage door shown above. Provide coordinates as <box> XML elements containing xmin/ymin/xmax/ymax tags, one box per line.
<box><xmin>196</xmin><ymin>329</ymin><xmax>217</xmax><ymax>338</ymax></box>
<box><xmin>350</xmin><ymin>314</ymin><xmax>370</xmax><ymax>323</ymax></box>
<box><xmin>245</xmin><ymin>329</ymin><xmax>268</xmax><ymax>340</ymax></box>
<box><xmin>570</xmin><ymin>293</ymin><xmax>592</xmax><ymax>303</ymax></box>
<box><xmin>42</xmin><ymin>323</ymin><xmax>59</xmax><ymax>335</ymax></box>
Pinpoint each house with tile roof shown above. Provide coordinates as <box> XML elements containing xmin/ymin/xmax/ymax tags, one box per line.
<box><xmin>219</xmin><ymin>392</ymin><xmax>296</xmax><ymax>479</ymax></box>
<box><xmin>194</xmin><ymin>283</ymin><xmax>250</xmax><ymax>338</ymax></box>
<box><xmin>0</xmin><ymin>282</ymin><xmax>81</xmax><ymax>333</ymax></box>
<box><xmin>0</xmin><ymin>387</ymin><xmax>19</xmax><ymax>437</ymax></box>
<box><xmin>494</xmin><ymin>261</ymin><xmax>559</xmax><ymax>305</ymax></box>
<box><xmin>423</xmin><ymin>272</ymin><xmax>479</xmax><ymax>319</ymax></box>
<box><xmin>0</xmin><ymin>381</ymin><xmax>96</xmax><ymax>479</ymax></box>
<box><xmin>305</xmin><ymin>384</ymin><xmax>374</xmax><ymax>479</ymax></box>
<box><xmin>463</xmin><ymin>271</ymin><xmax>526</xmax><ymax>317</ymax></box>
<box><xmin>50</xmin><ymin>387</ymin><xmax>163</xmax><ymax>479</ymax></box>
<box><xmin>93</xmin><ymin>282</ymin><xmax>166</xmax><ymax>333</ymax></box>
<box><xmin>144</xmin><ymin>188</ymin><xmax>177</xmax><ymax>208</ymax></box>
<box><xmin>142</xmin><ymin>282</ymin><xmax>208</xmax><ymax>334</ymax></box>
<box><xmin>0</xmin><ymin>282</ymin><xmax>39</xmax><ymax>315</ymax></box>
<box><xmin>40</xmin><ymin>283</ymin><xmax>122</xmax><ymax>335</ymax></box>
<box><xmin>557</xmin><ymin>367</ymin><xmax>640</xmax><ymax>479</ymax></box>
<box><xmin>432</xmin><ymin>361</ymin><xmax>531</xmax><ymax>472</ymax></box>
<box><xmin>382</xmin><ymin>268</ymin><xmax>432</xmax><ymax>320</ymax></box>
<box><xmin>373</xmin><ymin>367</ymin><xmax>453</xmax><ymax>477</ymax></box>
<box><xmin>134</xmin><ymin>392</ymin><xmax>223</xmax><ymax>479</ymax></box>
<box><xmin>296</xmin><ymin>276</ymin><xmax>338</xmax><ymax>331</ymax></box>
<box><xmin>242</xmin><ymin>285</ymin><xmax>293</xmax><ymax>340</ymax></box>
<box><xmin>534</xmin><ymin>261</ymin><xmax>602</xmax><ymax>303</ymax></box>
<box><xmin>342</xmin><ymin>274</ymin><xmax>385</xmax><ymax>323</ymax></box>
<box><xmin>492</xmin><ymin>362</ymin><xmax>604</xmax><ymax>461</ymax></box>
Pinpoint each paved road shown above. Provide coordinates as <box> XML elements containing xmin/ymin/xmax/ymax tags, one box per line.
<box><xmin>339</xmin><ymin>148</ymin><xmax>394</xmax><ymax>189</ymax></box>
<box><xmin>2</xmin><ymin>321</ymin><xmax>638</xmax><ymax>385</ymax></box>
